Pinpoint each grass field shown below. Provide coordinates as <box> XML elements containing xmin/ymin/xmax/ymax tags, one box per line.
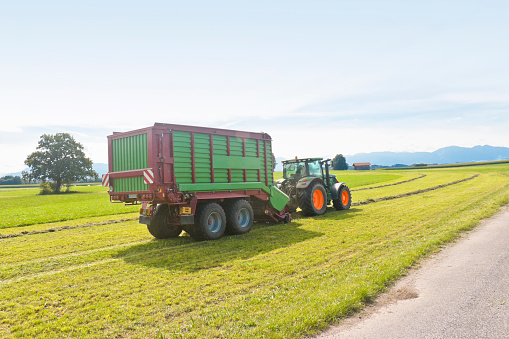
<box><xmin>0</xmin><ymin>185</ymin><xmax>138</xmax><ymax>229</ymax></box>
<box><xmin>1</xmin><ymin>165</ymin><xmax>508</xmax><ymax>338</ymax></box>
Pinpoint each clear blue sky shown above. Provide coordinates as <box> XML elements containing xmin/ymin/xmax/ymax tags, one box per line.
<box><xmin>1</xmin><ymin>0</ymin><xmax>508</xmax><ymax>174</ymax></box>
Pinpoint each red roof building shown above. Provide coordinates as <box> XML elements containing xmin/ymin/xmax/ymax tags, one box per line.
<box><xmin>353</xmin><ymin>162</ymin><xmax>371</xmax><ymax>170</ymax></box>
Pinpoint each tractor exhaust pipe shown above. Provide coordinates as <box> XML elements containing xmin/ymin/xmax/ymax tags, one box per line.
<box><xmin>321</xmin><ymin>159</ymin><xmax>331</xmax><ymax>191</ymax></box>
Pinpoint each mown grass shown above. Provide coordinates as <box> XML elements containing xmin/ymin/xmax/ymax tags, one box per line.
<box><xmin>331</xmin><ymin>171</ymin><xmax>404</xmax><ymax>188</ymax></box>
<box><xmin>0</xmin><ymin>166</ymin><xmax>508</xmax><ymax>338</ymax></box>
<box><xmin>351</xmin><ymin>171</ymin><xmax>473</xmax><ymax>202</ymax></box>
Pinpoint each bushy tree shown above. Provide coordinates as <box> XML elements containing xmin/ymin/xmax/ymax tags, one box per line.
<box><xmin>23</xmin><ymin>133</ymin><xmax>98</xmax><ymax>193</ymax></box>
<box><xmin>332</xmin><ymin>154</ymin><xmax>348</xmax><ymax>170</ymax></box>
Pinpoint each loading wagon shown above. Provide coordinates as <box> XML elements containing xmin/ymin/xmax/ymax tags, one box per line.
<box><xmin>102</xmin><ymin>123</ymin><xmax>291</xmax><ymax>240</ymax></box>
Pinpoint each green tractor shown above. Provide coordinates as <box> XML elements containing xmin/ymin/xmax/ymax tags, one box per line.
<box><xmin>276</xmin><ymin>158</ymin><xmax>352</xmax><ymax>216</ymax></box>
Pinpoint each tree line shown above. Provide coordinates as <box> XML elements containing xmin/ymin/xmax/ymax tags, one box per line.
<box><xmin>0</xmin><ymin>175</ymin><xmax>22</xmax><ymax>185</ymax></box>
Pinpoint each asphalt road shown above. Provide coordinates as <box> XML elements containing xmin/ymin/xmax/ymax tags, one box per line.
<box><xmin>315</xmin><ymin>205</ymin><xmax>509</xmax><ymax>339</ymax></box>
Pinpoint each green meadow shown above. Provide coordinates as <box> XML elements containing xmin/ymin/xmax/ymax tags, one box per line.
<box><xmin>0</xmin><ymin>185</ymin><xmax>138</xmax><ymax>229</ymax></box>
<box><xmin>1</xmin><ymin>164</ymin><xmax>508</xmax><ymax>338</ymax></box>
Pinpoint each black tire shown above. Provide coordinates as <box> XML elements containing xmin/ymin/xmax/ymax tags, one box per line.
<box><xmin>191</xmin><ymin>203</ymin><xmax>226</xmax><ymax>241</ymax></box>
<box><xmin>333</xmin><ymin>185</ymin><xmax>352</xmax><ymax>210</ymax></box>
<box><xmin>225</xmin><ymin>199</ymin><xmax>254</xmax><ymax>235</ymax></box>
<box><xmin>147</xmin><ymin>204</ymin><xmax>183</xmax><ymax>239</ymax></box>
<box><xmin>298</xmin><ymin>181</ymin><xmax>328</xmax><ymax>216</ymax></box>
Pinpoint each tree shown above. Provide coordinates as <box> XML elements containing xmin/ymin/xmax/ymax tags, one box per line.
<box><xmin>332</xmin><ymin>154</ymin><xmax>348</xmax><ymax>170</ymax></box>
<box><xmin>0</xmin><ymin>175</ymin><xmax>22</xmax><ymax>185</ymax></box>
<box><xmin>23</xmin><ymin>133</ymin><xmax>98</xmax><ymax>193</ymax></box>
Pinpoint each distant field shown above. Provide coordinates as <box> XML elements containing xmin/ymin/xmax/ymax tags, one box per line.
<box><xmin>385</xmin><ymin>159</ymin><xmax>509</xmax><ymax>170</ymax></box>
<box><xmin>1</xmin><ymin>165</ymin><xmax>508</xmax><ymax>338</ymax></box>
<box><xmin>0</xmin><ymin>185</ymin><xmax>138</xmax><ymax>229</ymax></box>
<box><xmin>0</xmin><ymin>184</ymin><xmax>39</xmax><ymax>189</ymax></box>
<box><xmin>330</xmin><ymin>171</ymin><xmax>404</xmax><ymax>188</ymax></box>
<box><xmin>0</xmin><ymin>182</ymin><xmax>100</xmax><ymax>189</ymax></box>
<box><xmin>273</xmin><ymin>171</ymin><xmax>404</xmax><ymax>188</ymax></box>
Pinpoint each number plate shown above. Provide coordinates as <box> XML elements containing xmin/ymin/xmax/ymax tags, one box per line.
<box><xmin>128</xmin><ymin>194</ymin><xmax>137</xmax><ymax>199</ymax></box>
<box><xmin>180</xmin><ymin>207</ymin><xmax>192</xmax><ymax>215</ymax></box>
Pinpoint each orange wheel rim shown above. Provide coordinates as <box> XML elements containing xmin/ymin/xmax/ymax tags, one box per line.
<box><xmin>313</xmin><ymin>189</ymin><xmax>324</xmax><ymax>209</ymax></box>
<box><xmin>341</xmin><ymin>190</ymin><xmax>349</xmax><ymax>205</ymax></box>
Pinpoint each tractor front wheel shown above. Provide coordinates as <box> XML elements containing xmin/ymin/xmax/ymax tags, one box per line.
<box><xmin>299</xmin><ymin>182</ymin><xmax>328</xmax><ymax>216</ymax></box>
<box><xmin>333</xmin><ymin>185</ymin><xmax>352</xmax><ymax>210</ymax></box>
<box><xmin>147</xmin><ymin>204</ymin><xmax>183</xmax><ymax>239</ymax></box>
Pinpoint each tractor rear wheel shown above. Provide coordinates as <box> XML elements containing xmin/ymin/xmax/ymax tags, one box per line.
<box><xmin>333</xmin><ymin>185</ymin><xmax>352</xmax><ymax>210</ymax></box>
<box><xmin>191</xmin><ymin>203</ymin><xmax>227</xmax><ymax>241</ymax></box>
<box><xmin>299</xmin><ymin>181</ymin><xmax>328</xmax><ymax>216</ymax></box>
<box><xmin>225</xmin><ymin>199</ymin><xmax>254</xmax><ymax>235</ymax></box>
<box><xmin>147</xmin><ymin>204</ymin><xmax>183</xmax><ymax>239</ymax></box>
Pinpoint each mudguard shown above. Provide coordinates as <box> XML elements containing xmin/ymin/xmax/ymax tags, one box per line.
<box><xmin>296</xmin><ymin>177</ymin><xmax>324</xmax><ymax>189</ymax></box>
<box><xmin>269</xmin><ymin>185</ymin><xmax>290</xmax><ymax>211</ymax></box>
<box><xmin>330</xmin><ymin>182</ymin><xmax>346</xmax><ymax>200</ymax></box>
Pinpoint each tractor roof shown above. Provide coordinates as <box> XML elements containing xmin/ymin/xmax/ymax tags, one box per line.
<box><xmin>282</xmin><ymin>157</ymin><xmax>323</xmax><ymax>164</ymax></box>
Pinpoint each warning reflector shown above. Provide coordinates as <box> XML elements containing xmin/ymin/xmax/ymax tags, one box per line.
<box><xmin>102</xmin><ymin>174</ymin><xmax>110</xmax><ymax>187</ymax></box>
<box><xmin>143</xmin><ymin>169</ymin><xmax>154</xmax><ymax>184</ymax></box>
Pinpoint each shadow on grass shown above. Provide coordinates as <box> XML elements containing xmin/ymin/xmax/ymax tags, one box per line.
<box><xmin>38</xmin><ymin>190</ymin><xmax>90</xmax><ymax>195</ymax></box>
<box><xmin>291</xmin><ymin>206</ymin><xmax>361</xmax><ymax>221</ymax></box>
<box><xmin>115</xmin><ymin>221</ymin><xmax>323</xmax><ymax>272</ymax></box>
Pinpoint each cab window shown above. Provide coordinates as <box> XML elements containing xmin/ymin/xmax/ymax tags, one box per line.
<box><xmin>283</xmin><ymin>163</ymin><xmax>296</xmax><ymax>178</ymax></box>
<box><xmin>284</xmin><ymin>163</ymin><xmax>304</xmax><ymax>178</ymax></box>
<box><xmin>308</xmin><ymin>160</ymin><xmax>321</xmax><ymax>176</ymax></box>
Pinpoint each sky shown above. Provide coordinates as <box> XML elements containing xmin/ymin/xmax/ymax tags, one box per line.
<box><xmin>1</xmin><ymin>0</ymin><xmax>508</xmax><ymax>174</ymax></box>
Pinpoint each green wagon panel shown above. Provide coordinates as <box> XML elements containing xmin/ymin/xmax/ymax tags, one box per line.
<box><xmin>194</xmin><ymin>133</ymin><xmax>211</xmax><ymax>183</ymax></box>
<box><xmin>214</xmin><ymin>169</ymin><xmax>228</xmax><ymax>183</ymax></box>
<box><xmin>169</xmin><ymin>131</ymin><xmax>274</xmax><ymax>188</ymax></box>
<box><xmin>266</xmin><ymin>141</ymin><xmax>274</xmax><ymax>186</ymax></box>
<box><xmin>112</xmin><ymin>134</ymin><xmax>149</xmax><ymax>192</ymax></box>
<box><xmin>212</xmin><ymin>135</ymin><xmax>228</xmax><ymax>156</ymax></box>
<box><xmin>173</xmin><ymin>131</ymin><xmax>192</xmax><ymax>185</ymax></box>
<box><xmin>213</xmin><ymin>155</ymin><xmax>260</xmax><ymax>170</ymax></box>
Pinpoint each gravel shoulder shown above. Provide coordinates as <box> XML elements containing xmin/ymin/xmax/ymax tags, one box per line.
<box><xmin>315</xmin><ymin>204</ymin><xmax>509</xmax><ymax>339</ymax></box>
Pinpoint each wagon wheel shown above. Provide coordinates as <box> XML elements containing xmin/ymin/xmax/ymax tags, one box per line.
<box><xmin>147</xmin><ymin>204</ymin><xmax>183</xmax><ymax>239</ymax></box>
<box><xmin>190</xmin><ymin>203</ymin><xmax>226</xmax><ymax>241</ymax></box>
<box><xmin>225</xmin><ymin>199</ymin><xmax>254</xmax><ymax>235</ymax></box>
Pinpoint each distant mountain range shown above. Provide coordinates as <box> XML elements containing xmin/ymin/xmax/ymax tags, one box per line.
<box><xmin>346</xmin><ymin>145</ymin><xmax>509</xmax><ymax>166</ymax></box>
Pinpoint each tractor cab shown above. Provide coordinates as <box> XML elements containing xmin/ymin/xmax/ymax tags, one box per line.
<box><xmin>282</xmin><ymin>157</ymin><xmax>337</xmax><ymax>187</ymax></box>
<box><xmin>283</xmin><ymin>158</ymin><xmax>319</xmax><ymax>179</ymax></box>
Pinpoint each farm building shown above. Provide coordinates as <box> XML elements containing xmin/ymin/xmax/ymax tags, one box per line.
<box><xmin>353</xmin><ymin>162</ymin><xmax>371</xmax><ymax>170</ymax></box>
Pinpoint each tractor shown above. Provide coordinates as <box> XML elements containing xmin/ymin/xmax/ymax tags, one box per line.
<box><xmin>276</xmin><ymin>158</ymin><xmax>351</xmax><ymax>216</ymax></box>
